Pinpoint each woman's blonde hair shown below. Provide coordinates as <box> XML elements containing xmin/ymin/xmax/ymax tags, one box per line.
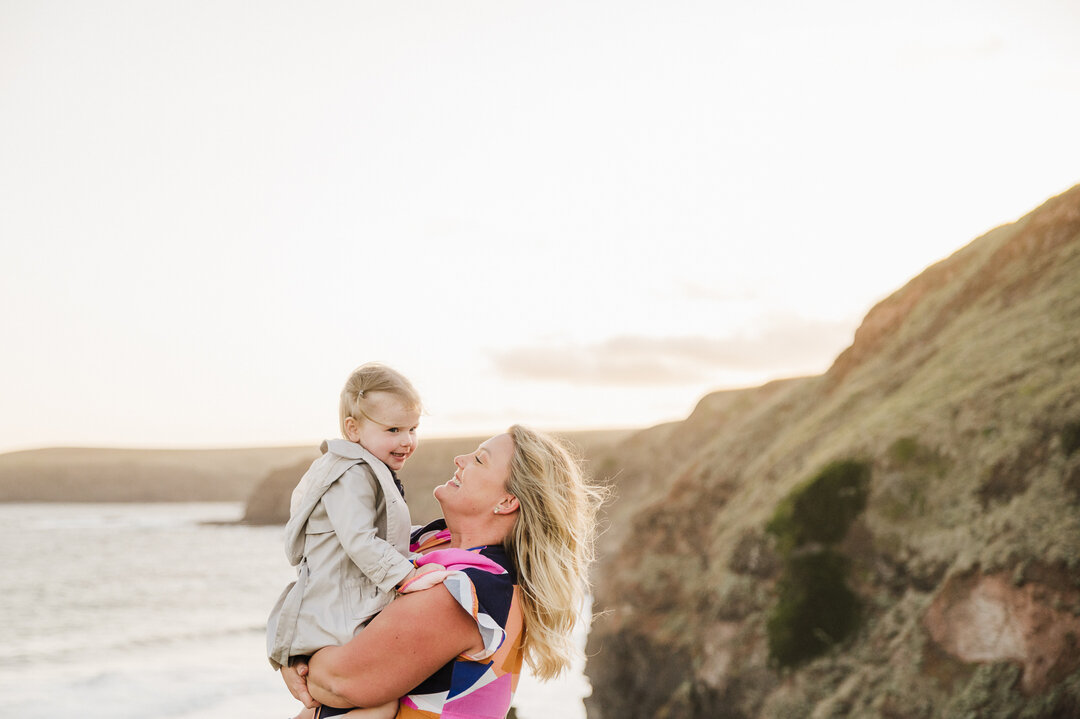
<box><xmin>339</xmin><ymin>363</ymin><xmax>422</xmax><ymax>436</ymax></box>
<box><xmin>504</xmin><ymin>425</ymin><xmax>606</xmax><ymax>680</ymax></box>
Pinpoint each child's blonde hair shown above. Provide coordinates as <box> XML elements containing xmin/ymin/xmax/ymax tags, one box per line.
<box><xmin>339</xmin><ymin>363</ymin><xmax>422</xmax><ymax>436</ymax></box>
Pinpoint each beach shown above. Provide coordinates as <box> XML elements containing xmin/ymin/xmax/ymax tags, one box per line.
<box><xmin>3</xmin><ymin>502</ymin><xmax>589</xmax><ymax>718</ymax></box>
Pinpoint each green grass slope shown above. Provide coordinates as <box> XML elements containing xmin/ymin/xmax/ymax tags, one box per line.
<box><xmin>585</xmin><ymin>184</ymin><xmax>1080</xmax><ymax>718</ymax></box>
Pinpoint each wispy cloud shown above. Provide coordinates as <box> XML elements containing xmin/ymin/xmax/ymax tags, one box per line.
<box><xmin>492</xmin><ymin>316</ymin><xmax>855</xmax><ymax>386</ymax></box>
<box><xmin>679</xmin><ymin>281</ymin><xmax>760</xmax><ymax>303</ymax></box>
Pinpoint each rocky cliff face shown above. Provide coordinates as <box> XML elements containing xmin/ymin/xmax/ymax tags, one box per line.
<box><xmin>585</xmin><ymin>185</ymin><xmax>1080</xmax><ymax>718</ymax></box>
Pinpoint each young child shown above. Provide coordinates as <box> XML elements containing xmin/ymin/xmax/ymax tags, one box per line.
<box><xmin>267</xmin><ymin>363</ymin><xmax>436</xmax><ymax>719</ymax></box>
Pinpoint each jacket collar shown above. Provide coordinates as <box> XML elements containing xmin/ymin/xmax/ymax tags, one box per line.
<box><xmin>321</xmin><ymin>438</ymin><xmax>373</xmax><ymax>460</ymax></box>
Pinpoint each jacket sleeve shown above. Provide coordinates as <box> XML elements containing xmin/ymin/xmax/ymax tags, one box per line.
<box><xmin>322</xmin><ymin>464</ymin><xmax>414</xmax><ymax>593</ymax></box>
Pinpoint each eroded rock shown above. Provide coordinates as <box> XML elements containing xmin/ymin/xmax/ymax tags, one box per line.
<box><xmin>923</xmin><ymin>568</ymin><xmax>1080</xmax><ymax>694</ymax></box>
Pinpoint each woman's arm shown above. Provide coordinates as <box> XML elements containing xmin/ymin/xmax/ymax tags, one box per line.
<box><xmin>306</xmin><ymin>585</ymin><xmax>485</xmax><ymax>708</ymax></box>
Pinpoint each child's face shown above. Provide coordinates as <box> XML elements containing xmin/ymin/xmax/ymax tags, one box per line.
<box><xmin>345</xmin><ymin>392</ymin><xmax>420</xmax><ymax>472</ymax></box>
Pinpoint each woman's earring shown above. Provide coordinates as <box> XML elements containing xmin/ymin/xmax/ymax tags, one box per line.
<box><xmin>493</xmin><ymin>507</ymin><xmax>500</xmax><ymax>514</ymax></box>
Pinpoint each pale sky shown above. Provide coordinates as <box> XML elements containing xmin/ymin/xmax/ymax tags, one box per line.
<box><xmin>2</xmin><ymin>1</ymin><xmax>1079</xmax><ymax>453</ymax></box>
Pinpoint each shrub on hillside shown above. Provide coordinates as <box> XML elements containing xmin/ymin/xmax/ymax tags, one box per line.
<box><xmin>888</xmin><ymin>436</ymin><xmax>921</xmax><ymax>465</ymax></box>
<box><xmin>1062</xmin><ymin>420</ymin><xmax>1080</xmax><ymax>457</ymax></box>
<box><xmin>766</xmin><ymin>550</ymin><xmax>861</xmax><ymax>669</ymax></box>
<box><xmin>766</xmin><ymin>459</ymin><xmax>870</xmax><ymax>554</ymax></box>
<box><xmin>765</xmin><ymin>459</ymin><xmax>870</xmax><ymax>669</ymax></box>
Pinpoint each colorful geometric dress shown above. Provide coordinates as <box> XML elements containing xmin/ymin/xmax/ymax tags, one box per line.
<box><xmin>316</xmin><ymin>519</ymin><xmax>524</xmax><ymax>719</ymax></box>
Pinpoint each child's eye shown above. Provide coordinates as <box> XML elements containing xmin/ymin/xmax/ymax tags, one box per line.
<box><xmin>475</xmin><ymin>455</ymin><xmax>483</xmax><ymax>465</ymax></box>
<box><xmin>388</xmin><ymin>428</ymin><xmax>399</xmax><ymax>433</ymax></box>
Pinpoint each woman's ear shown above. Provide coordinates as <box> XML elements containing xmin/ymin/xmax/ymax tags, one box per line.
<box><xmin>497</xmin><ymin>495</ymin><xmax>520</xmax><ymax>515</ymax></box>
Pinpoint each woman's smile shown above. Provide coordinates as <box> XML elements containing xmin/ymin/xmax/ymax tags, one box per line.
<box><xmin>435</xmin><ymin>434</ymin><xmax>515</xmax><ymax>513</ymax></box>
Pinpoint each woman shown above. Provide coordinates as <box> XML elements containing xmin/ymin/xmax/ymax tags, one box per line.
<box><xmin>281</xmin><ymin>425</ymin><xmax>605</xmax><ymax>718</ymax></box>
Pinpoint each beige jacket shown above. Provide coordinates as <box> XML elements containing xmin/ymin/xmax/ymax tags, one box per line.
<box><xmin>265</xmin><ymin>439</ymin><xmax>413</xmax><ymax>669</ymax></box>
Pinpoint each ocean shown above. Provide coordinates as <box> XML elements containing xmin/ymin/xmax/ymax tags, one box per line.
<box><xmin>1</xmin><ymin>503</ymin><xmax>591</xmax><ymax>719</ymax></box>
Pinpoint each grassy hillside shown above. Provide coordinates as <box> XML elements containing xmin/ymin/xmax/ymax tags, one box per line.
<box><xmin>585</xmin><ymin>184</ymin><xmax>1080</xmax><ymax>718</ymax></box>
<box><xmin>0</xmin><ymin>428</ymin><xmax>633</xmax><ymax>513</ymax></box>
<box><xmin>0</xmin><ymin>446</ymin><xmax>317</xmax><ymax>502</ymax></box>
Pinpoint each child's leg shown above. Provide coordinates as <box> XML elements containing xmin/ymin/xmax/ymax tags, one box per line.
<box><xmin>308</xmin><ymin>701</ymin><xmax>398</xmax><ymax>719</ymax></box>
<box><xmin>335</xmin><ymin>700</ymin><xmax>399</xmax><ymax>719</ymax></box>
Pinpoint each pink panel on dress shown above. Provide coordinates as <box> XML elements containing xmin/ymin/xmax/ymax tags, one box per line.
<box><xmin>441</xmin><ymin>671</ymin><xmax>514</xmax><ymax>717</ymax></box>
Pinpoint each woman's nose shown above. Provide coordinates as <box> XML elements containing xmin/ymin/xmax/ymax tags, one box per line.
<box><xmin>453</xmin><ymin>454</ymin><xmax>465</xmax><ymax>468</ymax></box>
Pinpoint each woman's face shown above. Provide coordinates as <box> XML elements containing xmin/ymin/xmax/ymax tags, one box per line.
<box><xmin>434</xmin><ymin>433</ymin><xmax>515</xmax><ymax>517</ymax></box>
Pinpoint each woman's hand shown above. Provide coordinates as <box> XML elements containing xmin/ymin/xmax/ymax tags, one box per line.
<box><xmin>281</xmin><ymin>659</ymin><xmax>320</xmax><ymax>709</ymax></box>
<box><xmin>306</xmin><ymin>586</ymin><xmax>483</xmax><ymax>707</ymax></box>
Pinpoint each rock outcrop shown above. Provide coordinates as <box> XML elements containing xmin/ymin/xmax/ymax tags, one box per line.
<box><xmin>923</xmin><ymin>565</ymin><xmax>1080</xmax><ymax>695</ymax></box>
<box><xmin>586</xmin><ymin>185</ymin><xmax>1080</xmax><ymax>718</ymax></box>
